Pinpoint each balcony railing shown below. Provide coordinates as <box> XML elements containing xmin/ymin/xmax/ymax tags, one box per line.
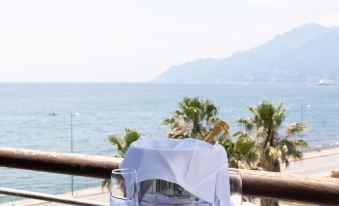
<box><xmin>1</xmin><ymin>147</ymin><xmax>339</xmax><ymax>205</ymax></box>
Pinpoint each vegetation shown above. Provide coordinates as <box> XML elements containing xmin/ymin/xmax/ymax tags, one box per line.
<box><xmin>238</xmin><ymin>101</ymin><xmax>308</xmax><ymax>172</ymax></box>
<box><xmin>331</xmin><ymin>170</ymin><xmax>339</xmax><ymax>178</ymax></box>
<box><xmin>107</xmin><ymin>128</ymin><xmax>141</xmax><ymax>157</ymax></box>
<box><xmin>218</xmin><ymin>131</ymin><xmax>259</xmax><ymax>170</ymax></box>
<box><xmin>163</xmin><ymin>97</ymin><xmax>220</xmax><ymax>139</ymax></box>
<box><xmin>162</xmin><ymin>98</ymin><xmax>308</xmax><ymax>173</ymax></box>
<box><xmin>163</xmin><ymin>97</ymin><xmax>260</xmax><ymax>169</ymax></box>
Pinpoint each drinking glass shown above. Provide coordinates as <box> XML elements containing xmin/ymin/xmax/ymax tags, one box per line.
<box><xmin>110</xmin><ymin>169</ymin><xmax>138</xmax><ymax>206</ymax></box>
<box><xmin>214</xmin><ymin>169</ymin><xmax>243</xmax><ymax>206</ymax></box>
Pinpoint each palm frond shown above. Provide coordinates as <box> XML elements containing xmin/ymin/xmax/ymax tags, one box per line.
<box><xmin>219</xmin><ymin>133</ymin><xmax>259</xmax><ymax>170</ymax></box>
<box><xmin>279</xmin><ymin>138</ymin><xmax>308</xmax><ymax>167</ymax></box>
<box><xmin>207</xmin><ymin>115</ymin><xmax>220</xmax><ymax>125</ymax></box>
<box><xmin>286</xmin><ymin>123</ymin><xmax>307</xmax><ymax>137</ymax></box>
<box><xmin>107</xmin><ymin>135</ymin><xmax>124</xmax><ymax>152</ymax></box>
<box><xmin>164</xmin><ymin>97</ymin><xmax>220</xmax><ymax>139</ymax></box>
<box><xmin>124</xmin><ymin>128</ymin><xmax>141</xmax><ymax>147</ymax></box>
<box><xmin>163</xmin><ymin>117</ymin><xmax>175</xmax><ymax>125</ymax></box>
<box><xmin>107</xmin><ymin>128</ymin><xmax>141</xmax><ymax>157</ymax></box>
<box><xmin>238</xmin><ymin>118</ymin><xmax>255</xmax><ymax>131</ymax></box>
<box><xmin>101</xmin><ymin>179</ymin><xmax>110</xmax><ymax>191</ymax></box>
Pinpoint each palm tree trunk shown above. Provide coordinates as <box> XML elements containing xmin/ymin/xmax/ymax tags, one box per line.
<box><xmin>262</xmin><ymin>130</ymin><xmax>274</xmax><ymax>151</ymax></box>
<box><xmin>273</xmin><ymin>159</ymin><xmax>281</xmax><ymax>172</ymax></box>
<box><xmin>260</xmin><ymin>198</ymin><xmax>279</xmax><ymax>206</ymax></box>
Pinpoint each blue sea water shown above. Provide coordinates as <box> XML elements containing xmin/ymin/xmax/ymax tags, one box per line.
<box><xmin>0</xmin><ymin>83</ymin><xmax>339</xmax><ymax>203</ymax></box>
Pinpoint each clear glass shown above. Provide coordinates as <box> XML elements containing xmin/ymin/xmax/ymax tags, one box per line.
<box><xmin>138</xmin><ymin>179</ymin><xmax>206</xmax><ymax>205</ymax></box>
<box><xmin>214</xmin><ymin>169</ymin><xmax>243</xmax><ymax>206</ymax></box>
<box><xmin>110</xmin><ymin>169</ymin><xmax>138</xmax><ymax>206</ymax></box>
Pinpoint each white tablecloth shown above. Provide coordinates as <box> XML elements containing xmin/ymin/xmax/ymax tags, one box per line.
<box><xmin>120</xmin><ymin>137</ymin><xmax>230</xmax><ymax>204</ymax></box>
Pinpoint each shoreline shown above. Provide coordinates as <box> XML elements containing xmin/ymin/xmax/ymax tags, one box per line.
<box><xmin>302</xmin><ymin>146</ymin><xmax>339</xmax><ymax>160</ymax></box>
<box><xmin>2</xmin><ymin>146</ymin><xmax>339</xmax><ymax>206</ymax></box>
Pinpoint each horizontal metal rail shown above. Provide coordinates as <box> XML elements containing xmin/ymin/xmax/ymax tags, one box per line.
<box><xmin>0</xmin><ymin>187</ymin><xmax>108</xmax><ymax>206</ymax></box>
<box><xmin>1</xmin><ymin>147</ymin><xmax>339</xmax><ymax>205</ymax></box>
<box><xmin>0</xmin><ymin>147</ymin><xmax>122</xmax><ymax>178</ymax></box>
<box><xmin>241</xmin><ymin>169</ymin><xmax>339</xmax><ymax>205</ymax></box>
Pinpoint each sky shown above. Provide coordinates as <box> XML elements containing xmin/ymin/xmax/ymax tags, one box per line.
<box><xmin>1</xmin><ymin>0</ymin><xmax>339</xmax><ymax>82</ymax></box>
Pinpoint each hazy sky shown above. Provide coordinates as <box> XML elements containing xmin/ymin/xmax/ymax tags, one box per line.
<box><xmin>1</xmin><ymin>0</ymin><xmax>339</xmax><ymax>82</ymax></box>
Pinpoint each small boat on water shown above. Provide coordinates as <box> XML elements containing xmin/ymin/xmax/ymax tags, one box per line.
<box><xmin>48</xmin><ymin>112</ymin><xmax>58</xmax><ymax>116</ymax></box>
<box><xmin>317</xmin><ymin>79</ymin><xmax>336</xmax><ymax>86</ymax></box>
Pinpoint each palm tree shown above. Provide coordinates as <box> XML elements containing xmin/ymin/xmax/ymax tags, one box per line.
<box><xmin>164</xmin><ymin>97</ymin><xmax>259</xmax><ymax>170</ymax></box>
<box><xmin>107</xmin><ymin>128</ymin><xmax>141</xmax><ymax>157</ymax></box>
<box><xmin>218</xmin><ymin>132</ymin><xmax>260</xmax><ymax>170</ymax></box>
<box><xmin>102</xmin><ymin>128</ymin><xmax>141</xmax><ymax>190</ymax></box>
<box><xmin>163</xmin><ymin>97</ymin><xmax>220</xmax><ymax>139</ymax></box>
<box><xmin>238</xmin><ymin>101</ymin><xmax>307</xmax><ymax>171</ymax></box>
<box><xmin>238</xmin><ymin>101</ymin><xmax>308</xmax><ymax>206</ymax></box>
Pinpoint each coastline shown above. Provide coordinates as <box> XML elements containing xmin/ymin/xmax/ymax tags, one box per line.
<box><xmin>302</xmin><ymin>146</ymin><xmax>339</xmax><ymax>160</ymax></box>
<box><xmin>2</xmin><ymin>146</ymin><xmax>339</xmax><ymax>206</ymax></box>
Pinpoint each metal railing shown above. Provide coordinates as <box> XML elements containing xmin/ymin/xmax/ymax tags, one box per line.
<box><xmin>0</xmin><ymin>187</ymin><xmax>107</xmax><ymax>206</ymax></box>
<box><xmin>1</xmin><ymin>147</ymin><xmax>339</xmax><ymax>205</ymax></box>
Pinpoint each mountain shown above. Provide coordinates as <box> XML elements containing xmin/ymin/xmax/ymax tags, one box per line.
<box><xmin>153</xmin><ymin>23</ymin><xmax>339</xmax><ymax>84</ymax></box>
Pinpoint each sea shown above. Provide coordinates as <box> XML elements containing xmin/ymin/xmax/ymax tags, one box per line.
<box><xmin>1</xmin><ymin>83</ymin><xmax>339</xmax><ymax>203</ymax></box>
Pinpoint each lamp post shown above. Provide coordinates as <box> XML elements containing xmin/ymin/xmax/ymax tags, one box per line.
<box><xmin>50</xmin><ymin>112</ymin><xmax>79</xmax><ymax>196</ymax></box>
<box><xmin>70</xmin><ymin>112</ymin><xmax>79</xmax><ymax>196</ymax></box>
<box><xmin>300</xmin><ymin>104</ymin><xmax>311</xmax><ymax>136</ymax></box>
